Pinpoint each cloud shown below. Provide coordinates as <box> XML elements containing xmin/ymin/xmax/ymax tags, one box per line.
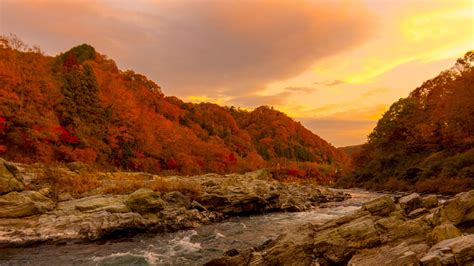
<box><xmin>284</xmin><ymin>86</ymin><xmax>317</xmax><ymax>93</ymax></box>
<box><xmin>1</xmin><ymin>0</ymin><xmax>373</xmax><ymax>98</ymax></box>
<box><xmin>229</xmin><ymin>91</ymin><xmax>292</xmax><ymax>108</ymax></box>
<box><xmin>313</xmin><ymin>80</ymin><xmax>345</xmax><ymax>86</ymax></box>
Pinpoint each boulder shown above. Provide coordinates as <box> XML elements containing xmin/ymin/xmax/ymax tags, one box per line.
<box><xmin>197</xmin><ymin>193</ymin><xmax>231</xmax><ymax>212</ymax></box>
<box><xmin>65</xmin><ymin>195</ymin><xmax>130</xmax><ymax>213</ymax></box>
<box><xmin>434</xmin><ymin>190</ymin><xmax>474</xmax><ymax>225</ymax></box>
<box><xmin>0</xmin><ymin>160</ymin><xmax>24</xmax><ymax>195</ymax></box>
<box><xmin>313</xmin><ymin>216</ymin><xmax>380</xmax><ymax>263</ymax></box>
<box><xmin>420</xmin><ymin>235</ymin><xmax>474</xmax><ymax>265</ymax></box>
<box><xmin>428</xmin><ymin>224</ymin><xmax>462</xmax><ymax>245</ymax></box>
<box><xmin>125</xmin><ymin>188</ymin><xmax>165</xmax><ymax>214</ymax></box>
<box><xmin>408</xmin><ymin>208</ymin><xmax>429</xmax><ymax>219</ymax></box>
<box><xmin>348</xmin><ymin>242</ymin><xmax>429</xmax><ymax>266</ymax></box>
<box><xmin>421</xmin><ymin>195</ymin><xmax>439</xmax><ymax>209</ymax></box>
<box><xmin>399</xmin><ymin>193</ymin><xmax>422</xmax><ymax>214</ymax></box>
<box><xmin>162</xmin><ymin>191</ymin><xmax>191</xmax><ymax>209</ymax></box>
<box><xmin>0</xmin><ymin>191</ymin><xmax>54</xmax><ymax>218</ymax></box>
<box><xmin>362</xmin><ymin>195</ymin><xmax>396</xmax><ymax>216</ymax></box>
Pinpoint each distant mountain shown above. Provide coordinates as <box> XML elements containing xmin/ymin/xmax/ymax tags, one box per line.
<box><xmin>338</xmin><ymin>144</ymin><xmax>364</xmax><ymax>157</ymax></box>
<box><xmin>338</xmin><ymin>51</ymin><xmax>474</xmax><ymax>194</ymax></box>
<box><xmin>0</xmin><ymin>36</ymin><xmax>347</xmax><ymax>179</ymax></box>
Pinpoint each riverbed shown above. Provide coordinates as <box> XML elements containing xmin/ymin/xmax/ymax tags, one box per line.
<box><xmin>0</xmin><ymin>189</ymin><xmax>381</xmax><ymax>265</ymax></box>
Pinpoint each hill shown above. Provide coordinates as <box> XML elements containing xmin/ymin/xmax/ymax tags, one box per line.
<box><xmin>0</xmin><ymin>35</ymin><xmax>347</xmax><ymax>180</ymax></box>
<box><xmin>338</xmin><ymin>51</ymin><xmax>474</xmax><ymax>193</ymax></box>
<box><xmin>338</xmin><ymin>144</ymin><xmax>364</xmax><ymax>157</ymax></box>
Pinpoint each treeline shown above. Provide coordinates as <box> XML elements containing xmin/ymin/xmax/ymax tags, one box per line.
<box><xmin>0</xmin><ymin>35</ymin><xmax>347</xmax><ymax>181</ymax></box>
<box><xmin>338</xmin><ymin>51</ymin><xmax>474</xmax><ymax>194</ymax></box>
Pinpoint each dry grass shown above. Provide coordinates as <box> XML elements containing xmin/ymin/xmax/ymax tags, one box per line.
<box><xmin>35</xmin><ymin>167</ymin><xmax>202</xmax><ymax>198</ymax></box>
<box><xmin>38</xmin><ymin>167</ymin><xmax>101</xmax><ymax>196</ymax></box>
<box><xmin>101</xmin><ymin>175</ymin><xmax>202</xmax><ymax>198</ymax></box>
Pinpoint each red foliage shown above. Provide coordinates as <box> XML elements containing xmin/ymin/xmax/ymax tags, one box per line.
<box><xmin>226</xmin><ymin>153</ymin><xmax>237</xmax><ymax>164</ymax></box>
<box><xmin>54</xmin><ymin>126</ymin><xmax>80</xmax><ymax>144</ymax></box>
<box><xmin>287</xmin><ymin>169</ymin><xmax>300</xmax><ymax>176</ymax></box>
<box><xmin>0</xmin><ymin>116</ymin><xmax>6</xmax><ymax>131</ymax></box>
<box><xmin>63</xmin><ymin>53</ymin><xmax>78</xmax><ymax>69</ymax></box>
<box><xmin>0</xmin><ymin>145</ymin><xmax>6</xmax><ymax>154</ymax></box>
<box><xmin>166</xmin><ymin>159</ymin><xmax>178</xmax><ymax>170</ymax></box>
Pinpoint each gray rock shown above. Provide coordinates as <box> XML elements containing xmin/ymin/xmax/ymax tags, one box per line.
<box><xmin>434</xmin><ymin>190</ymin><xmax>474</xmax><ymax>225</ymax></box>
<box><xmin>420</xmin><ymin>235</ymin><xmax>474</xmax><ymax>265</ymax></box>
<box><xmin>125</xmin><ymin>188</ymin><xmax>164</xmax><ymax>214</ymax></box>
<box><xmin>162</xmin><ymin>191</ymin><xmax>191</xmax><ymax>209</ymax></box>
<box><xmin>399</xmin><ymin>193</ymin><xmax>422</xmax><ymax>214</ymax></box>
<box><xmin>362</xmin><ymin>195</ymin><xmax>396</xmax><ymax>216</ymax></box>
<box><xmin>0</xmin><ymin>190</ymin><xmax>54</xmax><ymax>218</ymax></box>
<box><xmin>428</xmin><ymin>223</ymin><xmax>462</xmax><ymax>245</ymax></box>
<box><xmin>422</xmin><ymin>195</ymin><xmax>438</xmax><ymax>209</ymax></box>
<box><xmin>408</xmin><ymin>208</ymin><xmax>429</xmax><ymax>219</ymax></box>
<box><xmin>0</xmin><ymin>159</ymin><xmax>24</xmax><ymax>195</ymax></box>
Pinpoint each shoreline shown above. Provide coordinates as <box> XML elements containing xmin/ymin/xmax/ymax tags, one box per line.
<box><xmin>0</xmin><ymin>159</ymin><xmax>350</xmax><ymax>248</ymax></box>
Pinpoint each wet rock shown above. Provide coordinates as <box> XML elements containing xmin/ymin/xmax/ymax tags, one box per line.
<box><xmin>0</xmin><ymin>159</ymin><xmax>24</xmax><ymax>195</ymax></box>
<box><xmin>399</xmin><ymin>193</ymin><xmax>422</xmax><ymax>214</ymax></box>
<box><xmin>422</xmin><ymin>195</ymin><xmax>439</xmax><ymax>209</ymax></box>
<box><xmin>125</xmin><ymin>188</ymin><xmax>164</xmax><ymax>214</ymax></box>
<box><xmin>197</xmin><ymin>193</ymin><xmax>231</xmax><ymax>212</ymax></box>
<box><xmin>428</xmin><ymin>223</ymin><xmax>462</xmax><ymax>245</ymax></box>
<box><xmin>420</xmin><ymin>235</ymin><xmax>474</xmax><ymax>265</ymax></box>
<box><xmin>0</xmin><ymin>191</ymin><xmax>54</xmax><ymax>218</ymax></box>
<box><xmin>362</xmin><ymin>195</ymin><xmax>396</xmax><ymax>216</ymax></box>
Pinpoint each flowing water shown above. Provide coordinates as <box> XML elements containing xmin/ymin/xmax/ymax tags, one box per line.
<box><xmin>0</xmin><ymin>189</ymin><xmax>381</xmax><ymax>266</ymax></box>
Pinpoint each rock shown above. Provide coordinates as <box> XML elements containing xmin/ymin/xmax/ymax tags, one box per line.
<box><xmin>190</xmin><ymin>200</ymin><xmax>207</xmax><ymax>211</ymax></box>
<box><xmin>0</xmin><ymin>159</ymin><xmax>24</xmax><ymax>195</ymax></box>
<box><xmin>420</xmin><ymin>235</ymin><xmax>474</xmax><ymax>265</ymax></box>
<box><xmin>313</xmin><ymin>216</ymin><xmax>380</xmax><ymax>263</ymax></box>
<box><xmin>428</xmin><ymin>224</ymin><xmax>462</xmax><ymax>245</ymax></box>
<box><xmin>422</xmin><ymin>195</ymin><xmax>438</xmax><ymax>209</ymax></box>
<box><xmin>197</xmin><ymin>193</ymin><xmax>231</xmax><ymax>212</ymax></box>
<box><xmin>162</xmin><ymin>191</ymin><xmax>191</xmax><ymax>209</ymax></box>
<box><xmin>348</xmin><ymin>242</ymin><xmax>429</xmax><ymax>266</ymax></box>
<box><xmin>225</xmin><ymin>249</ymin><xmax>240</xmax><ymax>256</ymax></box>
<box><xmin>62</xmin><ymin>195</ymin><xmax>130</xmax><ymax>213</ymax></box>
<box><xmin>38</xmin><ymin>187</ymin><xmax>52</xmax><ymax>197</ymax></box>
<box><xmin>230</xmin><ymin>194</ymin><xmax>267</xmax><ymax>214</ymax></box>
<box><xmin>375</xmin><ymin>214</ymin><xmax>431</xmax><ymax>244</ymax></box>
<box><xmin>0</xmin><ymin>191</ymin><xmax>54</xmax><ymax>218</ymax></box>
<box><xmin>399</xmin><ymin>193</ymin><xmax>422</xmax><ymax>214</ymax></box>
<box><xmin>362</xmin><ymin>195</ymin><xmax>396</xmax><ymax>216</ymax></box>
<box><xmin>434</xmin><ymin>190</ymin><xmax>474</xmax><ymax>225</ymax></box>
<box><xmin>125</xmin><ymin>188</ymin><xmax>165</xmax><ymax>214</ymax></box>
<box><xmin>408</xmin><ymin>208</ymin><xmax>429</xmax><ymax>219</ymax></box>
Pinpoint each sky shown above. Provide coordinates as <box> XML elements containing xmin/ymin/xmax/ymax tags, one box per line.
<box><xmin>1</xmin><ymin>0</ymin><xmax>473</xmax><ymax>147</ymax></box>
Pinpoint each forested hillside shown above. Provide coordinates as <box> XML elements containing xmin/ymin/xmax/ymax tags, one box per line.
<box><xmin>0</xmin><ymin>36</ymin><xmax>347</xmax><ymax>180</ymax></box>
<box><xmin>339</xmin><ymin>51</ymin><xmax>474</xmax><ymax>193</ymax></box>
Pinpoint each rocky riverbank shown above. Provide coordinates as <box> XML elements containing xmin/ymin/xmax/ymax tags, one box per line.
<box><xmin>207</xmin><ymin>190</ymin><xmax>474</xmax><ymax>265</ymax></box>
<box><xmin>0</xmin><ymin>158</ymin><xmax>350</xmax><ymax>247</ymax></box>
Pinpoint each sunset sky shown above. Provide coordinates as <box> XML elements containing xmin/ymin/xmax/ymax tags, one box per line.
<box><xmin>1</xmin><ymin>0</ymin><xmax>473</xmax><ymax>147</ymax></box>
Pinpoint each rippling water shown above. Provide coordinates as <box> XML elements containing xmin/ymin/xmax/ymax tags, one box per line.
<box><xmin>0</xmin><ymin>189</ymin><xmax>380</xmax><ymax>266</ymax></box>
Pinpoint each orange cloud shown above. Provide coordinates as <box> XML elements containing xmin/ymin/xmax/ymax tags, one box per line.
<box><xmin>1</xmin><ymin>0</ymin><xmax>374</xmax><ymax>98</ymax></box>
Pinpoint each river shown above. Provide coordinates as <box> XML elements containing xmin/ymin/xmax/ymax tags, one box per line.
<box><xmin>0</xmin><ymin>189</ymin><xmax>381</xmax><ymax>265</ymax></box>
